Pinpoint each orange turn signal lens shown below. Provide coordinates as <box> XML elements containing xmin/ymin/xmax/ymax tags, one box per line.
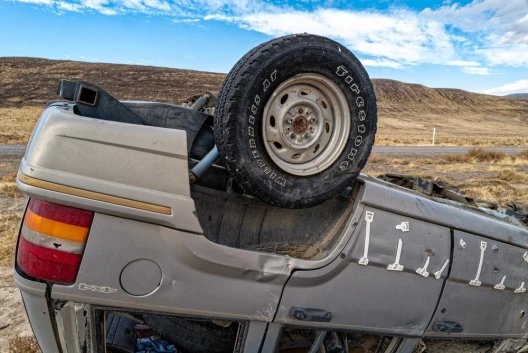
<box><xmin>24</xmin><ymin>206</ymin><xmax>90</xmax><ymax>243</ymax></box>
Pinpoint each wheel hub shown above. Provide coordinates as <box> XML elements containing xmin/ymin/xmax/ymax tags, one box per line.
<box><xmin>292</xmin><ymin>116</ymin><xmax>308</xmax><ymax>134</ymax></box>
<box><xmin>262</xmin><ymin>73</ymin><xmax>351</xmax><ymax>176</ymax></box>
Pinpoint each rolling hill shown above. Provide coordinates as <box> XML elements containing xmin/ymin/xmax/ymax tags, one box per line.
<box><xmin>1</xmin><ymin>57</ymin><xmax>527</xmax><ymax>145</ymax></box>
<box><xmin>505</xmin><ymin>93</ymin><xmax>528</xmax><ymax>100</ymax></box>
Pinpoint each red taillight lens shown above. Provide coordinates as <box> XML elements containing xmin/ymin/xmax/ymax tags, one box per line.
<box><xmin>17</xmin><ymin>198</ymin><xmax>93</xmax><ymax>284</ymax></box>
<box><xmin>18</xmin><ymin>237</ymin><xmax>82</xmax><ymax>283</ymax></box>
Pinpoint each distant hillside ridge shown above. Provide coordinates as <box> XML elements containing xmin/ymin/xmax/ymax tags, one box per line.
<box><xmin>0</xmin><ymin>57</ymin><xmax>225</xmax><ymax>107</ymax></box>
<box><xmin>505</xmin><ymin>93</ymin><xmax>528</xmax><ymax>100</ymax></box>
<box><xmin>1</xmin><ymin>57</ymin><xmax>527</xmax><ymax>146</ymax></box>
<box><xmin>1</xmin><ymin>57</ymin><xmax>526</xmax><ymax>111</ymax></box>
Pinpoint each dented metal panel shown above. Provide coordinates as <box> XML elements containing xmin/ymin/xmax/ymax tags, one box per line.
<box><xmin>359</xmin><ymin>175</ymin><xmax>528</xmax><ymax>249</ymax></box>
<box><xmin>51</xmin><ymin>213</ymin><xmax>293</xmax><ymax>322</ymax></box>
<box><xmin>275</xmin><ymin>207</ymin><xmax>451</xmax><ymax>335</ymax></box>
<box><xmin>426</xmin><ymin>230</ymin><xmax>528</xmax><ymax>338</ymax></box>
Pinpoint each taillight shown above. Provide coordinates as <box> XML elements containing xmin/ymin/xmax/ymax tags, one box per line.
<box><xmin>17</xmin><ymin>198</ymin><xmax>93</xmax><ymax>284</ymax></box>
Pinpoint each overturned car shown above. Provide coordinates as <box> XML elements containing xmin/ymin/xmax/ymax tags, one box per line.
<box><xmin>12</xmin><ymin>34</ymin><xmax>528</xmax><ymax>353</ymax></box>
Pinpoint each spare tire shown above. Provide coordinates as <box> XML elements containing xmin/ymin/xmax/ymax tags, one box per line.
<box><xmin>214</xmin><ymin>33</ymin><xmax>377</xmax><ymax>208</ymax></box>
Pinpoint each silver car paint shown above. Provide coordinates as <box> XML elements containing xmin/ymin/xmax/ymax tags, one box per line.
<box><xmin>18</xmin><ymin>105</ymin><xmax>202</xmax><ymax>233</ymax></box>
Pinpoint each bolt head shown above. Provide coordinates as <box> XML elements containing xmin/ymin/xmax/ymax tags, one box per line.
<box><xmin>298</xmin><ymin>108</ymin><xmax>303</xmax><ymax>114</ymax></box>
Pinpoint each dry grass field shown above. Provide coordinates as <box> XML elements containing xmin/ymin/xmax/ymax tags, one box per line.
<box><xmin>365</xmin><ymin>148</ymin><xmax>528</xmax><ymax>204</ymax></box>
<box><xmin>0</xmin><ymin>107</ymin><xmax>42</xmax><ymax>144</ymax></box>
<box><xmin>0</xmin><ymin>159</ymin><xmax>33</xmax><ymax>351</ymax></box>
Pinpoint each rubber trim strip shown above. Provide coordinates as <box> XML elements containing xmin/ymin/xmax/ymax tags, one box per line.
<box><xmin>17</xmin><ymin>172</ymin><xmax>172</xmax><ymax>215</ymax></box>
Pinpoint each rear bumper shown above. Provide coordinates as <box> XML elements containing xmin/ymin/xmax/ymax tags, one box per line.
<box><xmin>14</xmin><ymin>271</ymin><xmax>62</xmax><ymax>353</ymax></box>
<box><xmin>15</xmin><ymin>270</ymin><xmax>92</xmax><ymax>353</ymax></box>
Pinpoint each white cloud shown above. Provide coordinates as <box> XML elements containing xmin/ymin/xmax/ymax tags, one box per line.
<box><xmin>15</xmin><ymin>0</ymin><xmax>53</xmax><ymax>5</ymax></box>
<box><xmin>461</xmin><ymin>66</ymin><xmax>490</xmax><ymax>75</ymax></box>
<box><xmin>422</xmin><ymin>0</ymin><xmax>527</xmax><ymax>39</ymax></box>
<box><xmin>484</xmin><ymin>80</ymin><xmax>528</xmax><ymax>95</ymax></box>
<box><xmin>172</xmin><ymin>18</ymin><xmax>200</xmax><ymax>23</ymax></box>
<box><xmin>207</xmin><ymin>8</ymin><xmax>459</xmax><ymax>66</ymax></box>
<box><xmin>142</xmin><ymin>0</ymin><xmax>170</xmax><ymax>11</ymax></box>
<box><xmin>78</xmin><ymin>0</ymin><xmax>118</xmax><ymax>14</ymax></box>
<box><xmin>202</xmin><ymin>0</ymin><xmax>528</xmax><ymax>69</ymax></box>
<box><xmin>8</xmin><ymin>0</ymin><xmax>528</xmax><ymax>71</ymax></box>
<box><xmin>361</xmin><ymin>59</ymin><xmax>403</xmax><ymax>69</ymax></box>
<box><xmin>57</xmin><ymin>1</ymin><xmax>83</xmax><ymax>11</ymax></box>
<box><xmin>447</xmin><ymin>60</ymin><xmax>481</xmax><ymax>67</ymax></box>
<box><xmin>478</xmin><ymin>44</ymin><xmax>528</xmax><ymax>67</ymax></box>
<box><xmin>422</xmin><ymin>0</ymin><xmax>528</xmax><ymax>67</ymax></box>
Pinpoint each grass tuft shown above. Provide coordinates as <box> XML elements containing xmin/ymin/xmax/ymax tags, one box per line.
<box><xmin>518</xmin><ymin>150</ymin><xmax>528</xmax><ymax>160</ymax></box>
<box><xmin>368</xmin><ymin>154</ymin><xmax>387</xmax><ymax>164</ymax></box>
<box><xmin>444</xmin><ymin>147</ymin><xmax>508</xmax><ymax>163</ymax></box>
<box><xmin>497</xmin><ymin>169</ymin><xmax>528</xmax><ymax>183</ymax></box>
<box><xmin>7</xmin><ymin>336</ymin><xmax>40</xmax><ymax>353</ymax></box>
<box><xmin>1</xmin><ymin>173</ymin><xmax>23</xmax><ymax>198</ymax></box>
<box><xmin>0</xmin><ymin>213</ymin><xmax>22</xmax><ymax>267</ymax></box>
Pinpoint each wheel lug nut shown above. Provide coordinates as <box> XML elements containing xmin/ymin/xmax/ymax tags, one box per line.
<box><xmin>304</xmin><ymin>133</ymin><xmax>311</xmax><ymax>138</ymax></box>
<box><xmin>288</xmin><ymin>118</ymin><xmax>292</xmax><ymax>123</ymax></box>
<box><xmin>310</xmin><ymin>118</ymin><xmax>315</xmax><ymax>123</ymax></box>
<box><xmin>290</xmin><ymin>133</ymin><xmax>295</xmax><ymax>138</ymax></box>
<box><xmin>298</xmin><ymin>108</ymin><xmax>303</xmax><ymax>114</ymax></box>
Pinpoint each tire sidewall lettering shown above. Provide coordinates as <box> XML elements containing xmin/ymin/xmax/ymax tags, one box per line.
<box><xmin>334</xmin><ymin>63</ymin><xmax>369</xmax><ymax>172</ymax></box>
<box><xmin>248</xmin><ymin>70</ymin><xmax>285</xmax><ymax>187</ymax></box>
<box><xmin>246</xmin><ymin>62</ymin><xmax>372</xmax><ymax>179</ymax></box>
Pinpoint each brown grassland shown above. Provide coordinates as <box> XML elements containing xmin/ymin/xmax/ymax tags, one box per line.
<box><xmin>1</xmin><ymin>58</ymin><xmax>528</xmax><ymax>146</ymax></box>
<box><xmin>366</xmin><ymin>148</ymin><xmax>528</xmax><ymax>204</ymax></box>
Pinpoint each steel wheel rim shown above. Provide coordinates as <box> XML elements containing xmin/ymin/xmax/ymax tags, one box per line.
<box><xmin>262</xmin><ymin>73</ymin><xmax>351</xmax><ymax>176</ymax></box>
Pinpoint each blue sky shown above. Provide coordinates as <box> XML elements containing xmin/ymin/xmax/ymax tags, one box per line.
<box><xmin>1</xmin><ymin>0</ymin><xmax>527</xmax><ymax>95</ymax></box>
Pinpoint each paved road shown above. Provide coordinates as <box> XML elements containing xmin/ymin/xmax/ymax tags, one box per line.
<box><xmin>0</xmin><ymin>145</ymin><xmax>27</xmax><ymax>159</ymax></box>
<box><xmin>0</xmin><ymin>144</ymin><xmax>525</xmax><ymax>159</ymax></box>
<box><xmin>372</xmin><ymin>146</ymin><xmax>526</xmax><ymax>159</ymax></box>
